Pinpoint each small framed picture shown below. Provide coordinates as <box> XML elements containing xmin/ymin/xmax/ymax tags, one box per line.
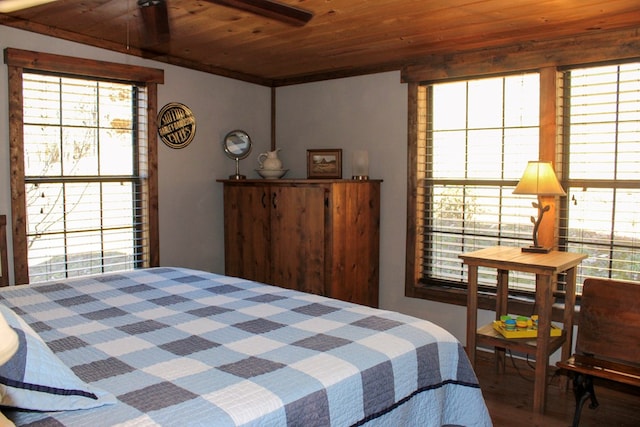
<box><xmin>307</xmin><ymin>149</ymin><xmax>342</xmax><ymax>179</ymax></box>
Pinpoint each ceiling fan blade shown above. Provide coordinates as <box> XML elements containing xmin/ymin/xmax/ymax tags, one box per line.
<box><xmin>137</xmin><ymin>0</ymin><xmax>170</xmax><ymax>47</ymax></box>
<box><xmin>0</xmin><ymin>0</ymin><xmax>59</xmax><ymax>13</ymax></box>
<box><xmin>206</xmin><ymin>0</ymin><xmax>313</xmax><ymax>26</ymax></box>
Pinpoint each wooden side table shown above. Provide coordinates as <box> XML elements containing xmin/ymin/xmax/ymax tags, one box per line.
<box><xmin>460</xmin><ymin>246</ymin><xmax>587</xmax><ymax>414</ymax></box>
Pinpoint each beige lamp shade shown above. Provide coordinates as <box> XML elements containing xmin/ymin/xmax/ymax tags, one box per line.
<box><xmin>0</xmin><ymin>311</ymin><xmax>19</xmax><ymax>366</ymax></box>
<box><xmin>513</xmin><ymin>161</ymin><xmax>566</xmax><ymax>196</ymax></box>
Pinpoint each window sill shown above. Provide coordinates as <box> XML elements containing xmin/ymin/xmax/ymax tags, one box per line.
<box><xmin>406</xmin><ymin>283</ymin><xmax>576</xmax><ymax>323</ymax></box>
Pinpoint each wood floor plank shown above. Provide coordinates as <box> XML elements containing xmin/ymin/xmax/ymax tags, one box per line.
<box><xmin>475</xmin><ymin>351</ymin><xmax>640</xmax><ymax>426</ymax></box>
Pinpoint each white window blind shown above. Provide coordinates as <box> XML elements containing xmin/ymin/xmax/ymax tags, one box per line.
<box><xmin>22</xmin><ymin>73</ymin><xmax>150</xmax><ymax>283</ymax></box>
<box><xmin>561</xmin><ymin>63</ymin><xmax>640</xmax><ymax>290</ymax></box>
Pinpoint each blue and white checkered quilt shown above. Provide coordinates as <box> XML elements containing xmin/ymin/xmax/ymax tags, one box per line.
<box><xmin>0</xmin><ymin>267</ymin><xmax>491</xmax><ymax>426</ymax></box>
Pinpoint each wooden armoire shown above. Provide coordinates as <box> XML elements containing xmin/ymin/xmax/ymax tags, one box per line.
<box><xmin>219</xmin><ymin>179</ymin><xmax>381</xmax><ymax>307</ymax></box>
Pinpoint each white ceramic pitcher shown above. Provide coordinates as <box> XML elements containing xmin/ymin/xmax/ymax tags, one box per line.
<box><xmin>258</xmin><ymin>149</ymin><xmax>283</xmax><ymax>170</ymax></box>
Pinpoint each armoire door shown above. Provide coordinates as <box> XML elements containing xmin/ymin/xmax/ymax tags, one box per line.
<box><xmin>222</xmin><ymin>184</ymin><xmax>270</xmax><ymax>283</ymax></box>
<box><xmin>269</xmin><ymin>185</ymin><xmax>326</xmax><ymax>295</ymax></box>
<box><xmin>326</xmin><ymin>182</ymin><xmax>380</xmax><ymax>306</ymax></box>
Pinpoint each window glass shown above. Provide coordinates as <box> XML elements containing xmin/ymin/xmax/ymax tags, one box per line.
<box><xmin>22</xmin><ymin>73</ymin><xmax>149</xmax><ymax>283</ymax></box>
<box><xmin>421</xmin><ymin>73</ymin><xmax>540</xmax><ymax>292</ymax></box>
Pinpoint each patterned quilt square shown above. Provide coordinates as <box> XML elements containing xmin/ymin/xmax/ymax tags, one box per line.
<box><xmin>205</xmin><ymin>284</ymin><xmax>243</xmax><ymax>294</ymax></box>
<box><xmin>28</xmin><ymin>321</ymin><xmax>53</xmax><ymax>333</ymax></box>
<box><xmin>233</xmin><ymin>318</ymin><xmax>286</xmax><ymax>334</ymax></box>
<box><xmin>174</xmin><ymin>274</ymin><xmax>208</xmax><ymax>283</ymax></box>
<box><xmin>226</xmin><ymin>335</ymin><xmax>287</xmax><ymax>357</ymax></box>
<box><xmin>54</xmin><ymin>294</ymin><xmax>99</xmax><ymax>307</ymax></box>
<box><xmin>120</xmin><ymin>283</ymin><xmax>155</xmax><ymax>294</ymax></box>
<box><xmin>159</xmin><ymin>336</ymin><xmax>219</xmax><ymax>356</ymax></box>
<box><xmin>47</xmin><ymin>336</ymin><xmax>90</xmax><ymax>353</ymax></box>
<box><xmin>118</xmin><ymin>381</ymin><xmax>199</xmax><ymax>413</ymax></box>
<box><xmin>417</xmin><ymin>343</ymin><xmax>443</xmax><ymax>387</ymax></box>
<box><xmin>149</xmin><ymin>295</ymin><xmax>190</xmax><ymax>307</ymax></box>
<box><xmin>351</xmin><ymin>315</ymin><xmax>404</xmax><ymax>331</ymax></box>
<box><xmin>187</xmin><ymin>305</ymin><xmax>232</xmax><ymax>317</ymax></box>
<box><xmin>72</xmin><ymin>357</ymin><xmax>136</xmax><ymax>382</ymax></box>
<box><xmin>285</xmin><ymin>389</ymin><xmax>330</xmax><ymax>426</ymax></box>
<box><xmin>218</xmin><ymin>356</ymin><xmax>286</xmax><ymax>379</ymax></box>
<box><xmin>361</xmin><ymin>360</ymin><xmax>396</xmax><ymax>417</ymax></box>
<box><xmin>95</xmin><ymin>274</ymin><xmax>129</xmax><ymax>283</ymax></box>
<box><xmin>293</xmin><ymin>303</ymin><xmax>341</xmax><ymax>317</ymax></box>
<box><xmin>94</xmin><ymin>336</ymin><xmax>155</xmax><ymax>357</ymax></box>
<box><xmin>245</xmin><ymin>293</ymin><xmax>287</xmax><ymax>303</ymax></box>
<box><xmin>82</xmin><ymin>307</ymin><xmax>129</xmax><ymax>321</ymax></box>
<box><xmin>117</xmin><ymin>320</ymin><xmax>169</xmax><ymax>335</ymax></box>
<box><xmin>293</xmin><ymin>333</ymin><xmax>352</xmax><ymax>352</ymax></box>
<box><xmin>143</xmin><ymin>357</ymin><xmax>211</xmax><ymax>382</ymax></box>
<box><xmin>33</xmin><ymin>283</ymin><xmax>72</xmax><ymax>293</ymax></box>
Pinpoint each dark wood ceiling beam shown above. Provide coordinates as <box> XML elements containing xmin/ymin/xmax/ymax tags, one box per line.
<box><xmin>401</xmin><ymin>26</ymin><xmax>640</xmax><ymax>83</ymax></box>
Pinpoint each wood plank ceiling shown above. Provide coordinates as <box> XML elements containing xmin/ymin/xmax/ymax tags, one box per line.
<box><xmin>1</xmin><ymin>0</ymin><xmax>639</xmax><ymax>86</ymax></box>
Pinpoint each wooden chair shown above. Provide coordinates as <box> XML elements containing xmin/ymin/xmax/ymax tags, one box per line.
<box><xmin>0</xmin><ymin>215</ymin><xmax>8</xmax><ymax>287</ymax></box>
<box><xmin>556</xmin><ymin>277</ymin><xmax>640</xmax><ymax>426</ymax></box>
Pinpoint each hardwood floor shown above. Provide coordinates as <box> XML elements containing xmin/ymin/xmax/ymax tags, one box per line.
<box><xmin>475</xmin><ymin>350</ymin><xmax>640</xmax><ymax>427</ymax></box>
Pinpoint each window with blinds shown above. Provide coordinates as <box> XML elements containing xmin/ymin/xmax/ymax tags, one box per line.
<box><xmin>415</xmin><ymin>62</ymin><xmax>640</xmax><ymax>297</ymax></box>
<box><xmin>560</xmin><ymin>63</ymin><xmax>640</xmax><ymax>290</ymax></box>
<box><xmin>419</xmin><ymin>73</ymin><xmax>541</xmax><ymax>292</ymax></box>
<box><xmin>22</xmin><ymin>72</ymin><xmax>150</xmax><ymax>283</ymax></box>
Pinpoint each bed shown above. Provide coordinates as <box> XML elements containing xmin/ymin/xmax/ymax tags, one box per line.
<box><xmin>0</xmin><ymin>267</ymin><xmax>492</xmax><ymax>426</ymax></box>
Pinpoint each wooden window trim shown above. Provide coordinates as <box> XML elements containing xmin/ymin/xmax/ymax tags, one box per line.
<box><xmin>4</xmin><ymin>48</ymin><xmax>163</xmax><ymax>284</ymax></box>
<box><xmin>4</xmin><ymin>48</ymin><xmax>164</xmax><ymax>83</ymax></box>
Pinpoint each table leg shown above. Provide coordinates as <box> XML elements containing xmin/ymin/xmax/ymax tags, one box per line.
<box><xmin>562</xmin><ymin>267</ymin><xmax>577</xmax><ymax>362</ymax></box>
<box><xmin>495</xmin><ymin>269</ymin><xmax>509</xmax><ymax>372</ymax></box>
<box><xmin>495</xmin><ymin>268</ymin><xmax>509</xmax><ymax>317</ymax></box>
<box><xmin>533</xmin><ymin>273</ymin><xmax>552</xmax><ymax>414</ymax></box>
<box><xmin>466</xmin><ymin>264</ymin><xmax>478</xmax><ymax>368</ymax></box>
<box><xmin>560</xmin><ymin>267</ymin><xmax>578</xmax><ymax>390</ymax></box>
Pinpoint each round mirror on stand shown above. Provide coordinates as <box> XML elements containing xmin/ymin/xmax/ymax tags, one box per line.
<box><xmin>223</xmin><ymin>130</ymin><xmax>252</xmax><ymax>179</ymax></box>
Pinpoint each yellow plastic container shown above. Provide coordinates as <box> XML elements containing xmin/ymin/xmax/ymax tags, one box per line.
<box><xmin>492</xmin><ymin>320</ymin><xmax>562</xmax><ymax>339</ymax></box>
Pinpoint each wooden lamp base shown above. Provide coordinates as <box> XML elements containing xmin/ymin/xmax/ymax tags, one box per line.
<box><xmin>521</xmin><ymin>246</ymin><xmax>551</xmax><ymax>254</ymax></box>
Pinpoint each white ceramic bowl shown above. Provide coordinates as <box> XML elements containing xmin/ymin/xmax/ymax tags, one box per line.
<box><xmin>256</xmin><ymin>169</ymin><xmax>288</xmax><ymax>179</ymax></box>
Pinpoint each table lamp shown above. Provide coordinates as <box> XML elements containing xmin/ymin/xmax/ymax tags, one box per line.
<box><xmin>513</xmin><ymin>161</ymin><xmax>566</xmax><ymax>253</ymax></box>
<box><xmin>0</xmin><ymin>310</ymin><xmax>19</xmax><ymax>366</ymax></box>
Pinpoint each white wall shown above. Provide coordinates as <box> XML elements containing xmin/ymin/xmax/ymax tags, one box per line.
<box><xmin>0</xmin><ymin>26</ymin><xmax>271</xmax><ymax>277</ymax></box>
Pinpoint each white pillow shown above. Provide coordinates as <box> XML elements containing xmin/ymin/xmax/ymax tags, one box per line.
<box><xmin>0</xmin><ymin>304</ymin><xmax>116</xmax><ymax>411</ymax></box>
